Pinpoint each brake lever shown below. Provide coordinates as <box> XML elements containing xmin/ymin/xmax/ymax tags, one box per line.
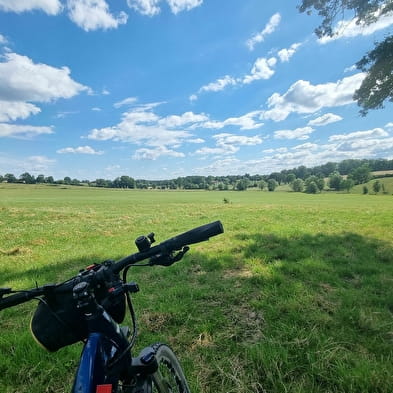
<box><xmin>149</xmin><ymin>246</ymin><xmax>190</xmax><ymax>267</ymax></box>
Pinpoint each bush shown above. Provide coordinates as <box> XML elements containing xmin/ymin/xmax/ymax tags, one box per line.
<box><xmin>291</xmin><ymin>178</ymin><xmax>304</xmax><ymax>192</ymax></box>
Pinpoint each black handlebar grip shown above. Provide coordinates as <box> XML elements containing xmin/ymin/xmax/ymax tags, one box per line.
<box><xmin>0</xmin><ymin>292</ymin><xmax>32</xmax><ymax>311</ymax></box>
<box><xmin>161</xmin><ymin>220</ymin><xmax>224</xmax><ymax>251</ymax></box>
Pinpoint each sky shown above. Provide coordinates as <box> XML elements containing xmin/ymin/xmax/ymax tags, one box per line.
<box><xmin>0</xmin><ymin>0</ymin><xmax>392</xmax><ymax>181</ymax></box>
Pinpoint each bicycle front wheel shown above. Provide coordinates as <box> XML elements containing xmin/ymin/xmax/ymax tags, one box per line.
<box><xmin>151</xmin><ymin>343</ymin><xmax>191</xmax><ymax>393</ymax></box>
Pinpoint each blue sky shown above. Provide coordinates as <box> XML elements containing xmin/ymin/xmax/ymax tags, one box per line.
<box><xmin>0</xmin><ymin>0</ymin><xmax>392</xmax><ymax>180</ymax></box>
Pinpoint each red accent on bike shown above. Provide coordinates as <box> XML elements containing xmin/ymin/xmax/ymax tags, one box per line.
<box><xmin>108</xmin><ymin>287</ymin><xmax>115</xmax><ymax>293</ymax></box>
<box><xmin>96</xmin><ymin>384</ymin><xmax>112</xmax><ymax>393</ymax></box>
<box><xmin>86</xmin><ymin>264</ymin><xmax>96</xmax><ymax>271</ymax></box>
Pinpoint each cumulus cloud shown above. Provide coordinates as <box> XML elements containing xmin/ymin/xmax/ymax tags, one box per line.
<box><xmin>198</xmin><ymin>110</ymin><xmax>264</xmax><ymax>131</ymax></box>
<box><xmin>133</xmin><ymin>146</ymin><xmax>185</xmax><ymax>160</ymax></box>
<box><xmin>0</xmin><ymin>123</ymin><xmax>53</xmax><ymax>138</ymax></box>
<box><xmin>319</xmin><ymin>11</ymin><xmax>393</xmax><ymax>44</ymax></box>
<box><xmin>158</xmin><ymin>111</ymin><xmax>208</xmax><ymax>128</ymax></box>
<box><xmin>87</xmin><ymin>104</ymin><xmax>194</xmax><ymax>147</ymax></box>
<box><xmin>0</xmin><ymin>0</ymin><xmax>62</xmax><ymax>14</ymax></box>
<box><xmin>307</xmin><ymin>113</ymin><xmax>343</xmax><ymax>127</ymax></box>
<box><xmin>195</xmin><ymin>133</ymin><xmax>263</xmax><ymax>157</ymax></box>
<box><xmin>195</xmin><ymin>56</ymin><xmax>280</xmax><ymax>99</ymax></box>
<box><xmin>67</xmin><ymin>0</ymin><xmax>128</xmax><ymax>31</ymax></box>
<box><xmin>243</xmin><ymin>57</ymin><xmax>277</xmax><ymax>84</ymax></box>
<box><xmin>246</xmin><ymin>13</ymin><xmax>281</xmax><ymax>51</ymax></box>
<box><xmin>199</xmin><ymin>75</ymin><xmax>237</xmax><ymax>94</ymax></box>
<box><xmin>292</xmin><ymin>142</ymin><xmax>318</xmax><ymax>150</ymax></box>
<box><xmin>57</xmin><ymin>145</ymin><xmax>104</xmax><ymax>155</ymax></box>
<box><xmin>127</xmin><ymin>0</ymin><xmax>160</xmax><ymax>16</ymax></box>
<box><xmin>0</xmin><ymin>53</ymin><xmax>89</xmax><ymax>103</ymax></box>
<box><xmin>329</xmin><ymin>128</ymin><xmax>389</xmax><ymax>142</ymax></box>
<box><xmin>274</xmin><ymin>126</ymin><xmax>314</xmax><ymax>140</ymax></box>
<box><xmin>277</xmin><ymin>43</ymin><xmax>301</xmax><ymax>62</ymax></box>
<box><xmin>127</xmin><ymin>0</ymin><xmax>202</xmax><ymax>16</ymax></box>
<box><xmin>166</xmin><ymin>0</ymin><xmax>203</xmax><ymax>14</ymax></box>
<box><xmin>0</xmin><ymin>101</ymin><xmax>41</xmax><ymax>122</ymax></box>
<box><xmin>263</xmin><ymin>73</ymin><xmax>365</xmax><ymax>121</ymax></box>
<box><xmin>0</xmin><ymin>52</ymin><xmax>89</xmax><ymax>123</ymax></box>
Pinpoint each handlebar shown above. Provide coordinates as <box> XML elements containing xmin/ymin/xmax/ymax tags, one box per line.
<box><xmin>112</xmin><ymin>220</ymin><xmax>224</xmax><ymax>274</ymax></box>
<box><xmin>0</xmin><ymin>288</ymin><xmax>43</xmax><ymax>310</ymax></box>
<box><xmin>0</xmin><ymin>221</ymin><xmax>224</xmax><ymax>310</ymax></box>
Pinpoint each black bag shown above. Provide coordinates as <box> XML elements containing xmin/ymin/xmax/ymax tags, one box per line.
<box><xmin>30</xmin><ymin>279</ymin><xmax>126</xmax><ymax>352</ymax></box>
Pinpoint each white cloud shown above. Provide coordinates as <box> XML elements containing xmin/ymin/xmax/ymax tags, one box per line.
<box><xmin>0</xmin><ymin>101</ymin><xmax>41</xmax><ymax>122</ymax></box>
<box><xmin>87</xmin><ymin>105</ymin><xmax>193</xmax><ymax>147</ymax></box>
<box><xmin>0</xmin><ymin>123</ymin><xmax>53</xmax><ymax>138</ymax></box>
<box><xmin>329</xmin><ymin>128</ymin><xmax>389</xmax><ymax>142</ymax></box>
<box><xmin>127</xmin><ymin>0</ymin><xmax>160</xmax><ymax>16</ymax></box>
<box><xmin>263</xmin><ymin>147</ymin><xmax>288</xmax><ymax>154</ymax></box>
<box><xmin>243</xmin><ymin>57</ymin><xmax>277</xmax><ymax>84</ymax></box>
<box><xmin>166</xmin><ymin>0</ymin><xmax>203</xmax><ymax>14</ymax></box>
<box><xmin>274</xmin><ymin>126</ymin><xmax>314</xmax><ymax>140</ymax></box>
<box><xmin>344</xmin><ymin>65</ymin><xmax>357</xmax><ymax>73</ymax></box>
<box><xmin>263</xmin><ymin>73</ymin><xmax>365</xmax><ymax>121</ymax></box>
<box><xmin>114</xmin><ymin>97</ymin><xmax>138</xmax><ymax>108</ymax></box>
<box><xmin>277</xmin><ymin>43</ymin><xmax>301</xmax><ymax>62</ymax></box>
<box><xmin>0</xmin><ymin>34</ymin><xmax>7</xmax><ymax>44</ymax></box>
<box><xmin>307</xmin><ymin>113</ymin><xmax>343</xmax><ymax>127</ymax></box>
<box><xmin>199</xmin><ymin>75</ymin><xmax>237</xmax><ymax>93</ymax></box>
<box><xmin>67</xmin><ymin>0</ymin><xmax>128</xmax><ymax>31</ymax></box>
<box><xmin>319</xmin><ymin>11</ymin><xmax>393</xmax><ymax>44</ymax></box>
<box><xmin>127</xmin><ymin>0</ymin><xmax>202</xmax><ymax>16</ymax></box>
<box><xmin>199</xmin><ymin>110</ymin><xmax>264</xmax><ymax>131</ymax></box>
<box><xmin>92</xmin><ymin>107</ymin><xmax>102</xmax><ymax>111</ymax></box>
<box><xmin>246</xmin><ymin>13</ymin><xmax>281</xmax><ymax>51</ymax></box>
<box><xmin>195</xmin><ymin>133</ymin><xmax>263</xmax><ymax>157</ymax></box>
<box><xmin>159</xmin><ymin>111</ymin><xmax>208</xmax><ymax>128</ymax></box>
<box><xmin>194</xmin><ymin>145</ymin><xmax>239</xmax><ymax>156</ymax></box>
<box><xmin>292</xmin><ymin>142</ymin><xmax>318</xmax><ymax>150</ymax></box>
<box><xmin>189</xmin><ymin>94</ymin><xmax>198</xmax><ymax>102</ymax></box>
<box><xmin>0</xmin><ymin>53</ymin><xmax>89</xmax><ymax>103</ymax></box>
<box><xmin>57</xmin><ymin>145</ymin><xmax>104</xmax><ymax>155</ymax></box>
<box><xmin>133</xmin><ymin>146</ymin><xmax>185</xmax><ymax>160</ymax></box>
<box><xmin>214</xmin><ymin>133</ymin><xmax>263</xmax><ymax>146</ymax></box>
<box><xmin>0</xmin><ymin>0</ymin><xmax>62</xmax><ymax>14</ymax></box>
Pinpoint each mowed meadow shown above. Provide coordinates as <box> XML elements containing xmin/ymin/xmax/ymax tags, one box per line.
<box><xmin>1</xmin><ymin>184</ymin><xmax>393</xmax><ymax>393</ymax></box>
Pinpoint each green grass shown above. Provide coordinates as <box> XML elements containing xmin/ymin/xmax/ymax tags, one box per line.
<box><xmin>1</xmin><ymin>184</ymin><xmax>393</xmax><ymax>393</ymax></box>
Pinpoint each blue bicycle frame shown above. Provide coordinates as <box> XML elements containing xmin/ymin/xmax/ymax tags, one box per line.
<box><xmin>72</xmin><ymin>333</ymin><xmax>118</xmax><ymax>393</ymax></box>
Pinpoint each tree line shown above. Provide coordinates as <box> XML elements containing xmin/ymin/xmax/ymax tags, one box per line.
<box><xmin>1</xmin><ymin>158</ymin><xmax>393</xmax><ymax>192</ymax></box>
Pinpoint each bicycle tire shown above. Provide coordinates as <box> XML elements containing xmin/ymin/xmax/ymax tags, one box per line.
<box><xmin>151</xmin><ymin>343</ymin><xmax>191</xmax><ymax>393</ymax></box>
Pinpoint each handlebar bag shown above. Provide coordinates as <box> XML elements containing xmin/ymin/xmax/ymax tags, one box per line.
<box><xmin>30</xmin><ymin>280</ymin><xmax>126</xmax><ymax>352</ymax></box>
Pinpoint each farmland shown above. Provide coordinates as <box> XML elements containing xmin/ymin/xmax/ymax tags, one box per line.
<box><xmin>0</xmin><ymin>184</ymin><xmax>393</xmax><ymax>393</ymax></box>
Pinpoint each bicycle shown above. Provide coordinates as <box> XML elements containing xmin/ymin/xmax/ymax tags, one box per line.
<box><xmin>0</xmin><ymin>220</ymin><xmax>224</xmax><ymax>393</ymax></box>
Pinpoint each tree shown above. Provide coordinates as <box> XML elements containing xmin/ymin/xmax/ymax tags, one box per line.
<box><xmin>363</xmin><ymin>185</ymin><xmax>369</xmax><ymax>194</ymax></box>
<box><xmin>350</xmin><ymin>165</ymin><xmax>371</xmax><ymax>185</ymax></box>
<box><xmin>328</xmin><ymin>172</ymin><xmax>344</xmax><ymax>190</ymax></box>
<box><xmin>36</xmin><ymin>174</ymin><xmax>45</xmax><ymax>183</ymax></box>
<box><xmin>342</xmin><ymin>178</ymin><xmax>355</xmax><ymax>192</ymax></box>
<box><xmin>4</xmin><ymin>173</ymin><xmax>17</xmax><ymax>183</ymax></box>
<box><xmin>305</xmin><ymin>181</ymin><xmax>319</xmax><ymax>194</ymax></box>
<box><xmin>20</xmin><ymin>172</ymin><xmax>35</xmax><ymax>184</ymax></box>
<box><xmin>298</xmin><ymin>0</ymin><xmax>393</xmax><ymax>115</ymax></box>
<box><xmin>291</xmin><ymin>178</ymin><xmax>304</xmax><ymax>192</ymax></box>
<box><xmin>373</xmin><ymin>180</ymin><xmax>382</xmax><ymax>193</ymax></box>
<box><xmin>267</xmin><ymin>179</ymin><xmax>278</xmax><ymax>191</ymax></box>
<box><xmin>235</xmin><ymin>179</ymin><xmax>248</xmax><ymax>191</ymax></box>
<box><xmin>259</xmin><ymin>180</ymin><xmax>267</xmax><ymax>190</ymax></box>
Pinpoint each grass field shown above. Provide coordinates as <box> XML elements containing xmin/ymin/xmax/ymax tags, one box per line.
<box><xmin>0</xmin><ymin>184</ymin><xmax>393</xmax><ymax>393</ymax></box>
